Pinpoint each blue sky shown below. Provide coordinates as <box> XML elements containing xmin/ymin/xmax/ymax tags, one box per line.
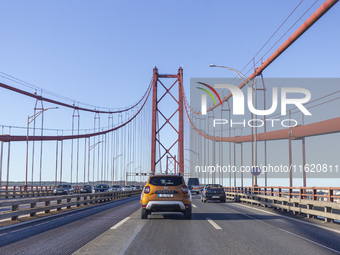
<box><xmin>0</xmin><ymin>0</ymin><xmax>339</xmax><ymax>186</ymax></box>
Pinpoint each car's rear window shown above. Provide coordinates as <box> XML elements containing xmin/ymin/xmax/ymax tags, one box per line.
<box><xmin>96</xmin><ymin>185</ymin><xmax>109</xmax><ymax>188</ymax></box>
<box><xmin>57</xmin><ymin>185</ymin><xmax>70</xmax><ymax>188</ymax></box>
<box><xmin>188</xmin><ymin>178</ymin><xmax>199</xmax><ymax>186</ymax></box>
<box><xmin>206</xmin><ymin>184</ymin><xmax>223</xmax><ymax>188</ymax></box>
<box><xmin>149</xmin><ymin>176</ymin><xmax>183</xmax><ymax>186</ymax></box>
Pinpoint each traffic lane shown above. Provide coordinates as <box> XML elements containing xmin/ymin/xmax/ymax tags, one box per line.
<box><xmin>220</xmin><ymin>201</ymin><xmax>340</xmax><ymax>253</ymax></box>
<box><xmin>195</xmin><ymin>196</ymin><xmax>340</xmax><ymax>254</ymax></box>
<box><xmin>73</xmin><ymin>195</ymin><xmax>339</xmax><ymax>254</ymax></box>
<box><xmin>0</xmin><ymin>196</ymin><xmax>140</xmax><ymax>254</ymax></box>
<box><xmin>125</xmin><ymin>195</ymin><xmax>339</xmax><ymax>255</ymax></box>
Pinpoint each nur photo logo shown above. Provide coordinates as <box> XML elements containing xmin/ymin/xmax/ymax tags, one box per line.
<box><xmin>196</xmin><ymin>81</ymin><xmax>312</xmax><ymax>128</ymax></box>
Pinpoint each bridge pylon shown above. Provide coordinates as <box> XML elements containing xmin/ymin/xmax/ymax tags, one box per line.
<box><xmin>151</xmin><ymin>67</ymin><xmax>184</xmax><ymax>175</ymax></box>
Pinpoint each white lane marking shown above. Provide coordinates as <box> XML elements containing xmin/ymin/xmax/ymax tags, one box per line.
<box><xmin>10</xmin><ymin>226</ymin><xmax>31</xmax><ymax>233</ymax></box>
<box><xmin>118</xmin><ymin>224</ymin><xmax>143</xmax><ymax>255</ymax></box>
<box><xmin>34</xmin><ymin>222</ymin><xmax>47</xmax><ymax>226</ymax></box>
<box><xmin>110</xmin><ymin>217</ymin><xmax>131</xmax><ymax>230</ymax></box>
<box><xmin>234</xmin><ymin>202</ymin><xmax>340</xmax><ymax>235</ymax></box>
<box><xmin>192</xmin><ymin>204</ymin><xmax>197</xmax><ymax>208</ymax></box>
<box><xmin>206</xmin><ymin>218</ymin><xmax>222</xmax><ymax>230</ymax></box>
<box><xmin>225</xmin><ymin>205</ymin><xmax>340</xmax><ymax>254</ymax></box>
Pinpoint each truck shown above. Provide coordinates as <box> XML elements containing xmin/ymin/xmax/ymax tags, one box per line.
<box><xmin>187</xmin><ymin>177</ymin><xmax>200</xmax><ymax>194</ymax></box>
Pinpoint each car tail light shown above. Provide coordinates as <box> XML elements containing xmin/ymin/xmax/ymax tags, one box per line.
<box><xmin>144</xmin><ymin>186</ymin><xmax>150</xmax><ymax>194</ymax></box>
<box><xmin>181</xmin><ymin>186</ymin><xmax>188</xmax><ymax>194</ymax></box>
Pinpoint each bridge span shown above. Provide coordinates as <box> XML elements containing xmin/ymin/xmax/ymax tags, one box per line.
<box><xmin>0</xmin><ymin>0</ymin><xmax>339</xmax><ymax>254</ymax></box>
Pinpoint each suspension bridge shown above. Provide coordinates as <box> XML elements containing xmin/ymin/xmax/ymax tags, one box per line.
<box><xmin>0</xmin><ymin>0</ymin><xmax>340</xmax><ymax>254</ymax></box>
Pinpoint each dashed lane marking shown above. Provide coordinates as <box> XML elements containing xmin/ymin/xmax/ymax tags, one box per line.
<box><xmin>206</xmin><ymin>218</ymin><xmax>222</xmax><ymax>230</ymax></box>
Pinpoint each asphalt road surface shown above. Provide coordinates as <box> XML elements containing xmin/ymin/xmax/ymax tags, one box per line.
<box><xmin>0</xmin><ymin>196</ymin><xmax>140</xmax><ymax>254</ymax></box>
<box><xmin>1</xmin><ymin>195</ymin><xmax>340</xmax><ymax>255</ymax></box>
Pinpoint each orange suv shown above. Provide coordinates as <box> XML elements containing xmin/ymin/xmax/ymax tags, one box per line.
<box><xmin>140</xmin><ymin>174</ymin><xmax>192</xmax><ymax>219</ymax></box>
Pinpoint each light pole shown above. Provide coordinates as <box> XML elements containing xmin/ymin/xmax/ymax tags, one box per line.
<box><xmin>89</xmin><ymin>141</ymin><xmax>104</xmax><ymax>185</ymax></box>
<box><xmin>185</xmin><ymin>149</ymin><xmax>200</xmax><ymax>177</ymax></box>
<box><xmin>25</xmin><ymin>107</ymin><xmax>58</xmax><ymax>189</ymax></box>
<box><xmin>125</xmin><ymin>161</ymin><xmax>134</xmax><ymax>186</ymax></box>
<box><xmin>185</xmin><ymin>159</ymin><xmax>194</xmax><ymax>177</ymax></box>
<box><xmin>89</xmin><ymin>141</ymin><xmax>104</xmax><ymax>151</ymax></box>
<box><xmin>134</xmin><ymin>166</ymin><xmax>141</xmax><ymax>186</ymax></box>
<box><xmin>112</xmin><ymin>154</ymin><xmax>123</xmax><ymax>185</ymax></box>
<box><xmin>210</xmin><ymin>64</ymin><xmax>258</xmax><ymax>186</ymax></box>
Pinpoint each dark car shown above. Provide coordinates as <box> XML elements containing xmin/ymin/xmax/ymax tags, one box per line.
<box><xmin>80</xmin><ymin>185</ymin><xmax>94</xmax><ymax>193</ymax></box>
<box><xmin>54</xmin><ymin>184</ymin><xmax>74</xmax><ymax>195</ymax></box>
<box><xmin>201</xmin><ymin>184</ymin><xmax>226</xmax><ymax>203</ymax></box>
<box><xmin>94</xmin><ymin>184</ymin><xmax>112</xmax><ymax>193</ymax></box>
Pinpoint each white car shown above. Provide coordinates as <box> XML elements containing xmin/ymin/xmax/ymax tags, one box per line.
<box><xmin>122</xmin><ymin>185</ymin><xmax>132</xmax><ymax>191</ymax></box>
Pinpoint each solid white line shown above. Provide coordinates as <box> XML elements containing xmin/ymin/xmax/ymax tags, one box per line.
<box><xmin>34</xmin><ymin>222</ymin><xmax>47</xmax><ymax>226</ymax></box>
<box><xmin>206</xmin><ymin>218</ymin><xmax>222</xmax><ymax>230</ymax></box>
<box><xmin>234</xmin><ymin>202</ymin><xmax>340</xmax><ymax>235</ymax></box>
<box><xmin>10</xmin><ymin>226</ymin><xmax>31</xmax><ymax>233</ymax></box>
<box><xmin>225</xmin><ymin>204</ymin><xmax>340</xmax><ymax>254</ymax></box>
<box><xmin>110</xmin><ymin>217</ymin><xmax>130</xmax><ymax>230</ymax></box>
<box><xmin>118</xmin><ymin>224</ymin><xmax>143</xmax><ymax>255</ymax></box>
<box><xmin>192</xmin><ymin>204</ymin><xmax>197</xmax><ymax>208</ymax></box>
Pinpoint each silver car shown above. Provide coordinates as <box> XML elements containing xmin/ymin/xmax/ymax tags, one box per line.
<box><xmin>122</xmin><ymin>185</ymin><xmax>132</xmax><ymax>191</ymax></box>
<box><xmin>111</xmin><ymin>185</ymin><xmax>122</xmax><ymax>191</ymax></box>
<box><xmin>54</xmin><ymin>184</ymin><xmax>74</xmax><ymax>195</ymax></box>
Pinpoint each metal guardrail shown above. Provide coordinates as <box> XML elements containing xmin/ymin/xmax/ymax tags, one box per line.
<box><xmin>0</xmin><ymin>190</ymin><xmax>141</xmax><ymax>221</ymax></box>
<box><xmin>225</xmin><ymin>186</ymin><xmax>340</xmax><ymax>202</ymax></box>
<box><xmin>225</xmin><ymin>187</ymin><xmax>340</xmax><ymax>222</ymax></box>
<box><xmin>0</xmin><ymin>185</ymin><xmax>113</xmax><ymax>199</ymax></box>
<box><xmin>0</xmin><ymin>189</ymin><xmax>55</xmax><ymax>199</ymax></box>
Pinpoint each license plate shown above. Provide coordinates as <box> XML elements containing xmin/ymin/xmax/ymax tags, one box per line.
<box><xmin>212</xmin><ymin>196</ymin><xmax>219</xmax><ymax>198</ymax></box>
<box><xmin>158</xmin><ymin>194</ymin><xmax>173</xmax><ymax>198</ymax></box>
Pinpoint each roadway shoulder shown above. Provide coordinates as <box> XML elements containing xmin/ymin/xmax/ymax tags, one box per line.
<box><xmin>73</xmin><ymin>208</ymin><xmax>145</xmax><ymax>255</ymax></box>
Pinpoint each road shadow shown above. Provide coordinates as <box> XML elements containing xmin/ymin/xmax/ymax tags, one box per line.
<box><xmin>147</xmin><ymin>212</ymin><xmax>281</xmax><ymax>221</ymax></box>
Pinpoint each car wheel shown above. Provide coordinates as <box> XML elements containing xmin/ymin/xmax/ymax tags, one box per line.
<box><xmin>141</xmin><ymin>208</ymin><xmax>148</xmax><ymax>219</ymax></box>
<box><xmin>203</xmin><ymin>197</ymin><xmax>207</xmax><ymax>203</ymax></box>
<box><xmin>220</xmin><ymin>199</ymin><xmax>226</xmax><ymax>203</ymax></box>
<box><xmin>184</xmin><ymin>206</ymin><xmax>192</xmax><ymax>219</ymax></box>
